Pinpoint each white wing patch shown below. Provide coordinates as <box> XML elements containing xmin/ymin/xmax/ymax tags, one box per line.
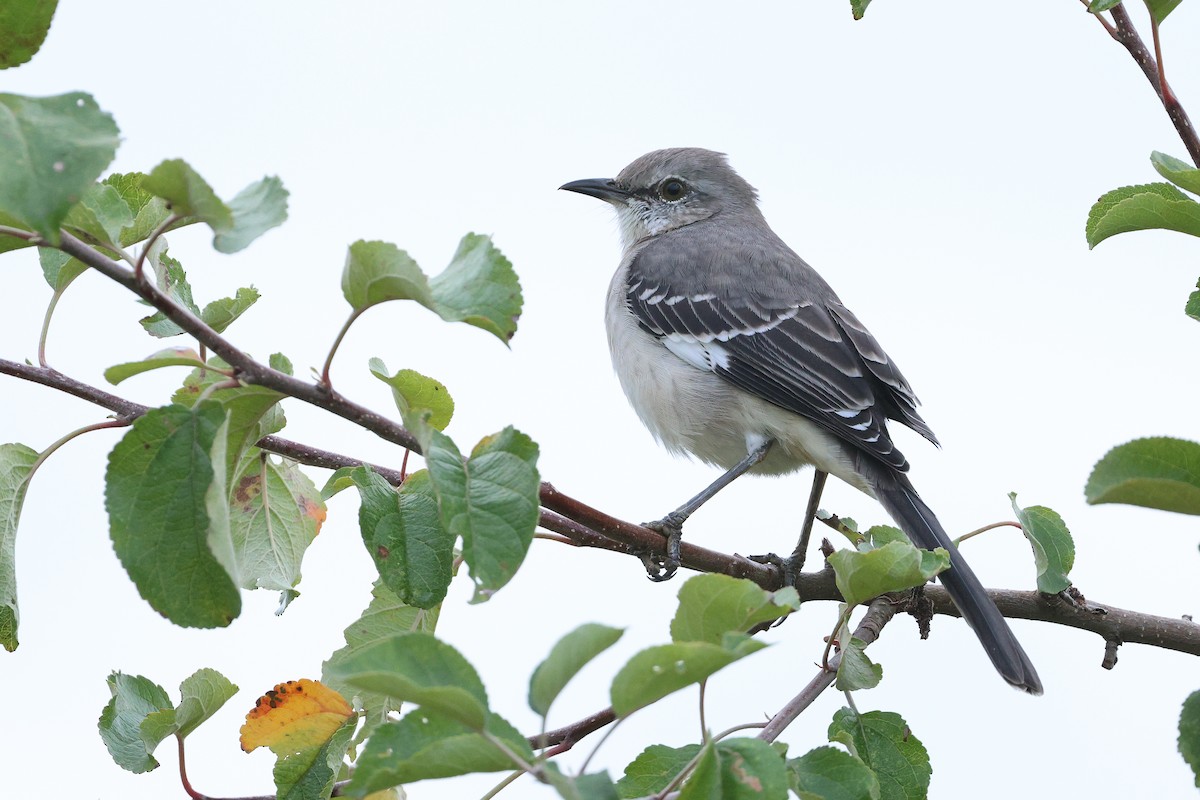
<box><xmin>663</xmin><ymin>337</ymin><xmax>731</xmax><ymax>371</ymax></box>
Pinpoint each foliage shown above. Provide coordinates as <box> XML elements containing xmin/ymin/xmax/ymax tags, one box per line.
<box><xmin>0</xmin><ymin>2</ymin><xmax>1198</xmax><ymax>799</ymax></box>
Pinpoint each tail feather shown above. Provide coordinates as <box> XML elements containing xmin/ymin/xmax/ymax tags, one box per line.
<box><xmin>867</xmin><ymin>469</ymin><xmax>1043</xmax><ymax>695</ymax></box>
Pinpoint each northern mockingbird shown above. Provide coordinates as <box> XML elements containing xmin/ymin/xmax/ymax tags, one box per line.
<box><xmin>561</xmin><ymin>147</ymin><xmax>1042</xmax><ymax>694</ymax></box>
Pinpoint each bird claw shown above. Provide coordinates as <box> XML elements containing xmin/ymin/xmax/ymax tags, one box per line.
<box><xmin>641</xmin><ymin>512</ymin><xmax>686</xmax><ymax>582</ymax></box>
<box><xmin>748</xmin><ymin>552</ymin><xmax>802</xmax><ymax>591</ymax></box>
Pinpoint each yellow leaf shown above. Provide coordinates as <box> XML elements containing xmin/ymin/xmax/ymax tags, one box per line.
<box><xmin>239</xmin><ymin>678</ymin><xmax>353</xmax><ymax>754</ymax></box>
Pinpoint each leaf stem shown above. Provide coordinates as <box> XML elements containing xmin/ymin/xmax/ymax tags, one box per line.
<box><xmin>135</xmin><ymin>214</ymin><xmax>182</xmax><ymax>283</ymax></box>
<box><xmin>711</xmin><ymin>721</ymin><xmax>768</xmax><ymax>742</ymax></box>
<box><xmin>574</xmin><ymin>717</ymin><xmax>621</xmax><ymax>776</ymax></box>
<box><xmin>22</xmin><ymin>417</ymin><xmax>132</xmax><ymax>490</ymax></box>
<box><xmin>0</xmin><ymin>224</ymin><xmax>40</xmax><ymax>242</ymax></box>
<box><xmin>1106</xmin><ymin>3</ymin><xmax>1200</xmax><ymax>166</ymax></box>
<box><xmin>37</xmin><ymin>289</ymin><xmax>65</xmax><ymax>368</ymax></box>
<box><xmin>480</xmin><ymin>729</ymin><xmax>539</xmax><ymax>777</ymax></box>
<box><xmin>195</xmin><ymin>377</ymin><xmax>241</xmax><ymax>405</ymax></box>
<box><xmin>479</xmin><ymin>770</ymin><xmax>524</xmax><ymax>800</ymax></box>
<box><xmin>954</xmin><ymin>520</ymin><xmax>1022</xmax><ymax>545</ymax></box>
<box><xmin>320</xmin><ymin>308</ymin><xmax>364</xmax><ymax>387</ymax></box>
<box><xmin>177</xmin><ymin>735</ymin><xmax>209</xmax><ymax>800</ymax></box>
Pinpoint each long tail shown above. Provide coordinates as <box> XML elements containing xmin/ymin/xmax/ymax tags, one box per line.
<box><xmin>865</xmin><ymin>466</ymin><xmax>1043</xmax><ymax>694</ymax></box>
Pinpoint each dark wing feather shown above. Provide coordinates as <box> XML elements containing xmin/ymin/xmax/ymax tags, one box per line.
<box><xmin>626</xmin><ymin>266</ymin><xmax>935</xmax><ymax>472</ymax></box>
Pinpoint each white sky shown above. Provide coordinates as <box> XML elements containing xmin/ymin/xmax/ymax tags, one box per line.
<box><xmin>3</xmin><ymin>2</ymin><xmax>1200</xmax><ymax>798</ymax></box>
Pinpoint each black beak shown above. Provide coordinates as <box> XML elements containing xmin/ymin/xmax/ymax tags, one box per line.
<box><xmin>559</xmin><ymin>178</ymin><xmax>630</xmax><ymax>203</ymax></box>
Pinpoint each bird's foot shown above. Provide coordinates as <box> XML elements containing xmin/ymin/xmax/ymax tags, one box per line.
<box><xmin>641</xmin><ymin>511</ymin><xmax>687</xmax><ymax>582</ymax></box>
<box><xmin>748</xmin><ymin>551</ymin><xmax>803</xmax><ymax>591</ymax></box>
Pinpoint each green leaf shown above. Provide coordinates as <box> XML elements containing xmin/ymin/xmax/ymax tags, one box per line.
<box><xmin>788</xmin><ymin>746</ymin><xmax>880</xmax><ymax>800</ymax></box>
<box><xmin>350</xmin><ymin>466</ymin><xmax>453</xmax><ymax>609</ymax></box>
<box><xmin>1152</xmin><ymin>151</ymin><xmax>1200</xmax><ymax>195</ymax></box>
<box><xmin>529</xmin><ymin>622</ymin><xmax>624</xmax><ymax>717</ymax></box>
<box><xmin>102</xmin><ymin>171</ymin><xmax>176</xmax><ymax>247</ymax></box>
<box><xmin>272</xmin><ymin>715</ymin><xmax>355</xmax><ymax>800</ymax></box>
<box><xmin>828</xmin><ymin>709</ymin><xmax>929</xmax><ymax>800</ymax></box>
<box><xmin>861</xmin><ymin>525</ymin><xmax>907</xmax><ymax>551</ymax></box>
<box><xmin>417</xmin><ymin>424</ymin><xmax>539</xmax><ymax>602</ymax></box>
<box><xmin>1086</xmin><ymin>182</ymin><xmax>1200</xmax><ymax>247</ymax></box>
<box><xmin>0</xmin><ymin>92</ymin><xmax>119</xmax><ymax>242</ymax></box>
<box><xmin>618</xmin><ymin>744</ymin><xmax>702</xmax><ymax>798</ymax></box>
<box><xmin>200</xmin><ymin>286</ymin><xmax>260</xmax><ymax>333</ymax></box>
<box><xmin>97</xmin><ymin>672</ymin><xmax>173</xmax><ymax>773</ymax></box>
<box><xmin>545</xmin><ymin>765</ymin><xmax>621</xmax><ymax>800</ymax></box>
<box><xmin>711</xmin><ymin>738</ymin><xmax>789</xmax><ymax>800</ymax></box>
<box><xmin>1009</xmin><ymin>494</ymin><xmax>1075</xmax><ymax>593</ymax></box>
<box><xmin>137</xmin><ymin>242</ymin><xmax>257</xmax><ymax>337</ymax></box>
<box><xmin>141</xmin><ymin>666</ymin><xmax>239</xmax><ymax>745</ymax></box>
<box><xmin>670</xmin><ymin>573</ymin><xmax>799</xmax><ymax>645</ymax></box>
<box><xmin>1186</xmin><ymin>278</ymin><xmax>1200</xmax><ymax>321</ymax></box>
<box><xmin>213</xmin><ymin>176</ymin><xmax>288</xmax><ymax>253</ymax></box>
<box><xmin>1086</xmin><ymin>437</ymin><xmax>1200</xmax><ymax>515</ymax></box>
<box><xmin>324</xmin><ymin>631</ymin><xmax>488</xmax><ymax>730</ymax></box>
<box><xmin>679</xmin><ymin>742</ymin><xmax>721</xmax><ymax>800</ymax></box>
<box><xmin>321</xmin><ymin>580</ymin><xmax>440</xmax><ymax>741</ymax></box>
<box><xmin>62</xmin><ymin>182</ymin><xmax>133</xmax><ymax>249</ymax></box>
<box><xmin>142</xmin><ymin>159</ymin><xmax>232</xmax><ymax>231</ymax></box>
<box><xmin>610</xmin><ymin>636</ymin><xmax>767</xmax><ymax>718</ymax></box>
<box><xmin>1181</xmin><ymin>690</ymin><xmax>1200</xmax><ymax>788</ymax></box>
<box><xmin>341</xmin><ymin>240</ymin><xmax>436</xmax><ymax>311</ymax></box>
<box><xmin>320</xmin><ymin>466</ymin><xmax>358</xmax><ymax>501</ymax></box>
<box><xmin>139</xmin><ymin>241</ymin><xmax>200</xmax><ymax>337</ymax></box>
<box><xmin>1145</xmin><ymin>0</ymin><xmax>1183</xmax><ymax>24</ymax></box>
<box><xmin>174</xmin><ymin>668</ymin><xmax>239</xmax><ymax>738</ymax></box>
<box><xmin>104</xmin><ymin>402</ymin><xmax>241</xmax><ymax>628</ymax></box>
<box><xmin>0</xmin><ymin>442</ymin><xmax>37</xmax><ymax>652</ymax></box>
<box><xmin>38</xmin><ymin>247</ymin><xmax>86</xmax><ymax>292</ymax></box>
<box><xmin>343</xmin><ymin>709</ymin><xmax>532</xmax><ymax>795</ymax></box>
<box><xmin>836</xmin><ymin>637</ymin><xmax>883</xmax><ymax>691</ymax></box>
<box><xmin>369</xmin><ymin>358</ymin><xmax>455</xmax><ymax>431</ymax></box>
<box><xmin>850</xmin><ymin>0</ymin><xmax>873</xmax><ymax>20</ymax></box>
<box><xmin>1089</xmin><ymin>0</ymin><xmax>1123</xmax><ymax>12</ymax></box>
<box><xmin>230</xmin><ymin>455</ymin><xmax>325</xmax><ymax>611</ymax></box>
<box><xmin>341</xmin><ymin>235</ymin><xmax>521</xmax><ymax>344</ymax></box>
<box><xmin>0</xmin><ymin>0</ymin><xmax>58</xmax><ymax>68</ymax></box>
<box><xmin>428</xmin><ymin>233</ymin><xmax>522</xmax><ymax>344</ymax></box>
<box><xmin>173</xmin><ymin>354</ymin><xmax>289</xmax><ymax>479</ymax></box>
<box><xmin>826</xmin><ymin>540</ymin><xmax>949</xmax><ymax>608</ymax></box>
<box><xmin>104</xmin><ymin>346</ymin><xmax>208</xmax><ymax>385</ymax></box>
<box><xmin>141</xmin><ymin>161</ymin><xmax>285</xmax><ymax>253</ymax></box>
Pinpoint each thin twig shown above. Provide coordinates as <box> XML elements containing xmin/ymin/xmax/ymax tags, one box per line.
<box><xmin>758</xmin><ymin>597</ymin><xmax>898</xmax><ymax>743</ymax></box>
<box><xmin>1106</xmin><ymin>3</ymin><xmax>1200</xmax><ymax>165</ymax></box>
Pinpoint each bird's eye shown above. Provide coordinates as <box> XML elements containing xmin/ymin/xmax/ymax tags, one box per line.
<box><xmin>658</xmin><ymin>178</ymin><xmax>687</xmax><ymax>201</ymax></box>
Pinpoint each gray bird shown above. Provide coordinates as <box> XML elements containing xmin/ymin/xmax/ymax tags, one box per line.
<box><xmin>561</xmin><ymin>147</ymin><xmax>1042</xmax><ymax>694</ymax></box>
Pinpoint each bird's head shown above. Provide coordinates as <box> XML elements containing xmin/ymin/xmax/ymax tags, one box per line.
<box><xmin>560</xmin><ymin>148</ymin><xmax>760</xmax><ymax>249</ymax></box>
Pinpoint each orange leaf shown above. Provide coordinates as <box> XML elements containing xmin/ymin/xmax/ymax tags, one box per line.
<box><xmin>239</xmin><ymin>679</ymin><xmax>353</xmax><ymax>754</ymax></box>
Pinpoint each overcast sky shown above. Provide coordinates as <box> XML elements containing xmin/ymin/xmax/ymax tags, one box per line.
<box><xmin>3</xmin><ymin>2</ymin><xmax>1199</xmax><ymax>798</ymax></box>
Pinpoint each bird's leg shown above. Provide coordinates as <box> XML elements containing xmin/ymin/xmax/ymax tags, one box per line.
<box><xmin>750</xmin><ymin>469</ymin><xmax>827</xmax><ymax>590</ymax></box>
<box><xmin>641</xmin><ymin>439</ymin><xmax>775</xmax><ymax>582</ymax></box>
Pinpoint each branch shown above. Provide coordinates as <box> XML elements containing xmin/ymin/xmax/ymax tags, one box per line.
<box><xmin>4</xmin><ymin>356</ymin><xmax>1200</xmax><ymax>663</ymax></box>
<box><xmin>758</xmin><ymin>596</ymin><xmax>898</xmax><ymax>743</ymax></box>
<box><xmin>1103</xmin><ymin>3</ymin><xmax>1200</xmax><ymax>165</ymax></box>
<box><xmin>55</xmin><ymin>232</ymin><xmax>424</xmax><ymax>454</ymax></box>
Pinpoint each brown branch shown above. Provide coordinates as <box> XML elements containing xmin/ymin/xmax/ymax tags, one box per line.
<box><xmin>5</xmin><ymin>355</ymin><xmax>1200</xmax><ymax>663</ymax></box>
<box><xmin>1104</xmin><ymin>3</ymin><xmax>1200</xmax><ymax>165</ymax></box>
<box><xmin>759</xmin><ymin>596</ymin><xmax>899</xmax><ymax>743</ymax></box>
<box><xmin>532</xmin><ymin>708</ymin><xmax>618</xmax><ymax>752</ymax></box>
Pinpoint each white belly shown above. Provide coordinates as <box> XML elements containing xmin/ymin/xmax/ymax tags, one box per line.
<box><xmin>605</xmin><ymin>271</ymin><xmax>870</xmax><ymax>494</ymax></box>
